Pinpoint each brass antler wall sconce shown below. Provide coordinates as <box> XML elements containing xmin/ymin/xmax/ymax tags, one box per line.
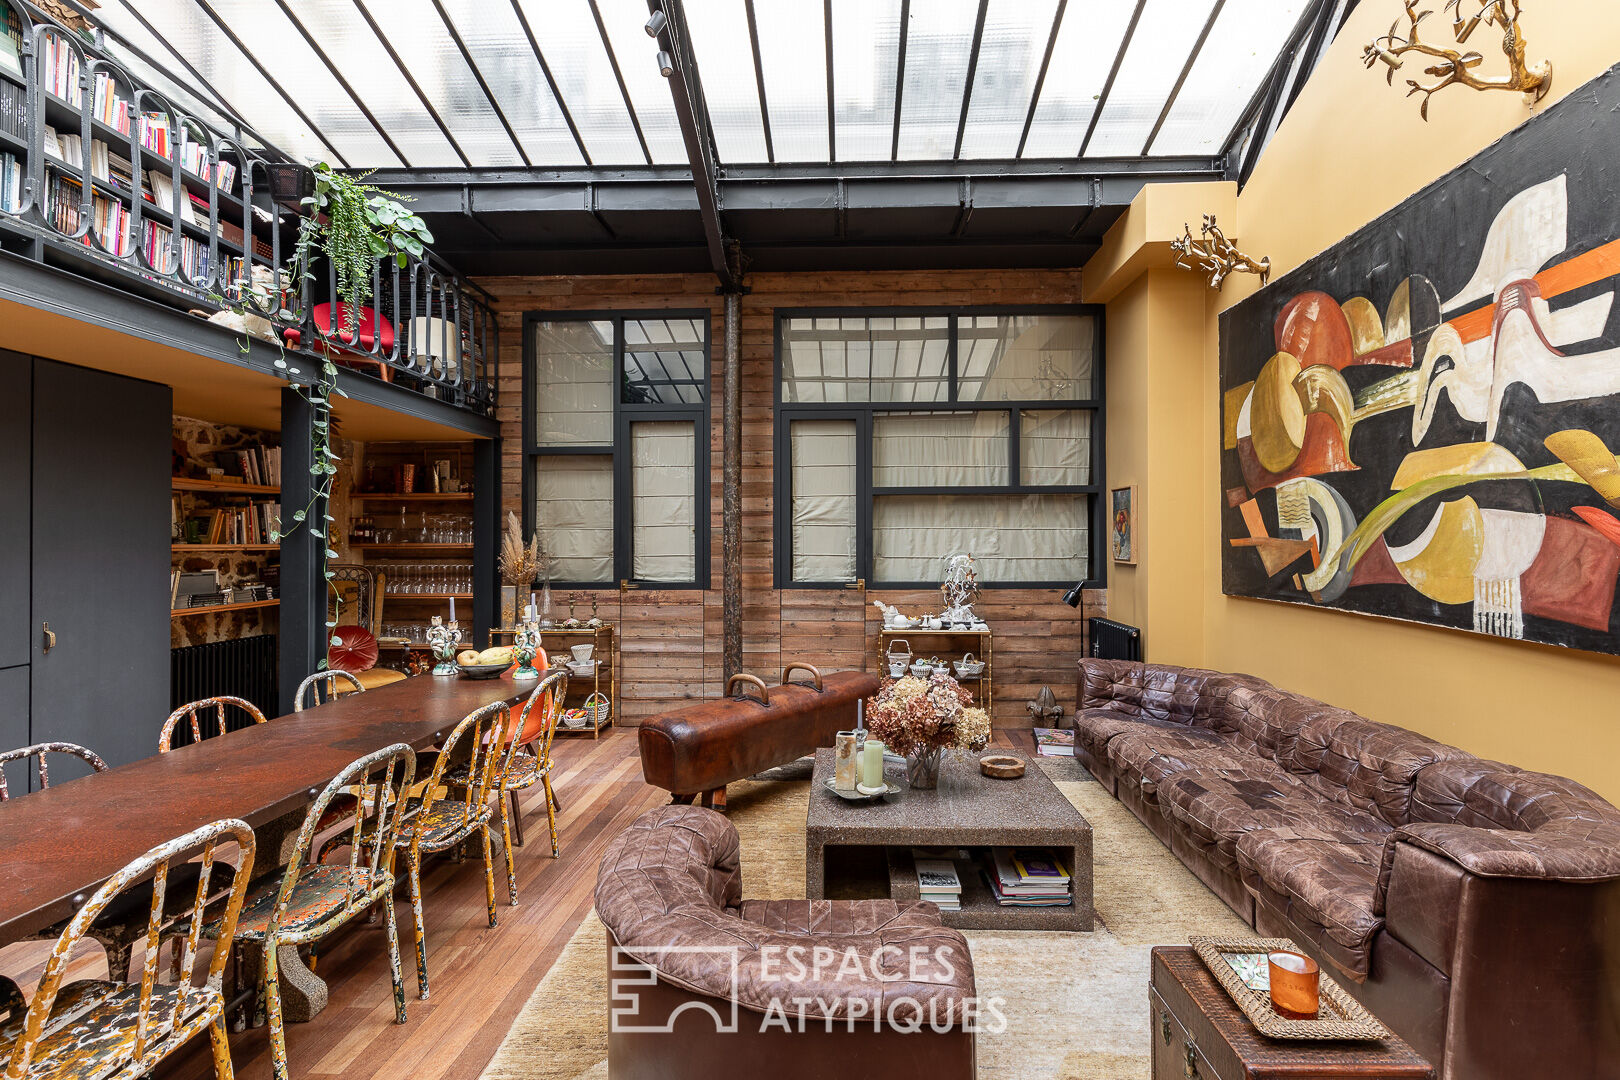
<box><xmin>1171</xmin><ymin>216</ymin><xmax>1271</xmax><ymax>291</ymax></box>
<box><xmin>1365</xmin><ymin>0</ymin><xmax>1551</xmax><ymax>119</ymax></box>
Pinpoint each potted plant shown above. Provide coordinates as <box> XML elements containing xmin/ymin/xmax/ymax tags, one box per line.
<box><xmin>865</xmin><ymin>672</ymin><xmax>991</xmax><ymax>789</ymax></box>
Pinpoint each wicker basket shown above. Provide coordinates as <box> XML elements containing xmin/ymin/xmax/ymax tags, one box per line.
<box><xmin>582</xmin><ymin>691</ymin><xmax>611</xmax><ymax>725</ymax></box>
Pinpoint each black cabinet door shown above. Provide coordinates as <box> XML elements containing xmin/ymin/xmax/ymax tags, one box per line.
<box><xmin>0</xmin><ymin>352</ymin><xmax>29</xmax><ymax>671</ymax></box>
<box><xmin>0</xmin><ymin>664</ymin><xmax>28</xmax><ymax>792</ymax></box>
<box><xmin>30</xmin><ymin>359</ymin><xmax>171</xmax><ymax>769</ymax></box>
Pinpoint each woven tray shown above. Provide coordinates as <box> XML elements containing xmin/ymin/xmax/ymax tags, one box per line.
<box><xmin>1189</xmin><ymin>936</ymin><xmax>1392</xmax><ymax>1042</ymax></box>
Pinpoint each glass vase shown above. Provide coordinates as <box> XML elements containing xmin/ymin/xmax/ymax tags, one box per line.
<box><xmin>906</xmin><ymin>745</ymin><xmax>942</xmax><ymax>790</ymax></box>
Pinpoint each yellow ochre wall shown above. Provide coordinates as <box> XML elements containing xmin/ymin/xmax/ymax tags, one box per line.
<box><xmin>1093</xmin><ymin>1</ymin><xmax>1620</xmax><ymax>801</ymax></box>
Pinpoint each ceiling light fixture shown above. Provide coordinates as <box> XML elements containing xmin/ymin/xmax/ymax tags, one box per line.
<box><xmin>1171</xmin><ymin>216</ymin><xmax>1271</xmax><ymax>291</ymax></box>
<box><xmin>657</xmin><ymin>50</ymin><xmax>675</xmax><ymax>78</ymax></box>
<box><xmin>1364</xmin><ymin>0</ymin><xmax>1551</xmax><ymax>119</ymax></box>
<box><xmin>645</xmin><ymin>9</ymin><xmax>668</xmax><ymax>37</ymax></box>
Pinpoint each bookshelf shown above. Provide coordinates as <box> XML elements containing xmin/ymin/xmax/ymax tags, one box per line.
<box><xmin>172</xmin><ymin>544</ymin><xmax>279</xmax><ymax>552</ymax></box>
<box><xmin>173</xmin><ymin>478</ymin><xmax>280</xmax><ymax>495</ymax></box>
<box><xmin>171</xmin><ymin>599</ymin><xmax>279</xmax><ymax>619</ymax></box>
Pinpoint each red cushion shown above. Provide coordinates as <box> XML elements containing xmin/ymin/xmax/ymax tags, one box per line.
<box><xmin>312</xmin><ymin>303</ymin><xmax>395</xmax><ymax>352</ymax></box>
<box><xmin>329</xmin><ymin>625</ymin><xmax>379</xmax><ymax>673</ymax></box>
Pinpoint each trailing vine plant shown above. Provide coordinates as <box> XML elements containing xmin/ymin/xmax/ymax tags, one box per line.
<box><xmin>217</xmin><ymin>161</ymin><xmax>434</xmax><ymax>667</ymax></box>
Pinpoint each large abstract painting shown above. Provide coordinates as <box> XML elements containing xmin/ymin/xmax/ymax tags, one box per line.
<box><xmin>1220</xmin><ymin>66</ymin><xmax>1620</xmax><ymax>655</ymax></box>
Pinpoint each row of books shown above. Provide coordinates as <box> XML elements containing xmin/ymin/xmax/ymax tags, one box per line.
<box><xmin>214</xmin><ymin>445</ymin><xmax>283</xmax><ymax>488</ymax></box>
<box><xmin>914</xmin><ymin>852</ymin><xmax>964</xmax><ymax>912</ymax></box>
<box><xmin>0</xmin><ymin>77</ymin><xmax>22</xmax><ymax>138</ymax></box>
<box><xmin>198</xmin><ymin>501</ymin><xmax>282</xmax><ymax>546</ymax></box>
<box><xmin>0</xmin><ymin>1</ymin><xmax>21</xmax><ymax>81</ymax></box>
<box><xmin>1033</xmin><ymin>727</ymin><xmax>1075</xmax><ymax>757</ymax></box>
<box><xmin>0</xmin><ymin>151</ymin><xmax>19</xmax><ymax>213</ymax></box>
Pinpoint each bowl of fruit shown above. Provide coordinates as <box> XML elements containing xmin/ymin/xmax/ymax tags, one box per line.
<box><xmin>456</xmin><ymin>646</ymin><xmax>512</xmax><ymax>679</ymax></box>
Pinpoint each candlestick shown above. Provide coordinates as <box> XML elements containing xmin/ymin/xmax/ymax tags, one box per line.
<box><xmin>426</xmin><ymin>615</ymin><xmax>462</xmax><ymax>677</ymax></box>
<box><xmin>512</xmin><ymin>621</ymin><xmax>541</xmax><ymax>681</ymax></box>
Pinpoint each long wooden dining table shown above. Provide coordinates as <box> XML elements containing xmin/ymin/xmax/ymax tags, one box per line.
<box><xmin>0</xmin><ymin>672</ymin><xmax>536</xmax><ymax>946</ymax></box>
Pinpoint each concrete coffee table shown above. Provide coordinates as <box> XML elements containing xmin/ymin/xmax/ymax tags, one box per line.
<box><xmin>807</xmin><ymin>748</ymin><xmax>1093</xmax><ymax>932</ymax></box>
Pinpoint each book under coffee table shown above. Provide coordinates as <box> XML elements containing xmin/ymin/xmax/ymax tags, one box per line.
<box><xmin>806</xmin><ymin>748</ymin><xmax>1094</xmax><ymax>932</ymax></box>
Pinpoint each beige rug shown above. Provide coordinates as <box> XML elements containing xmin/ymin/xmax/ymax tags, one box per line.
<box><xmin>480</xmin><ymin>774</ymin><xmax>1246</xmax><ymax>1080</ymax></box>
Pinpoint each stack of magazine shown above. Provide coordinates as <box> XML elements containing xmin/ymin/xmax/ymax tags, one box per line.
<box><xmin>982</xmin><ymin>848</ymin><xmax>1073</xmax><ymax>907</ymax></box>
<box><xmin>914</xmin><ymin>856</ymin><xmax>963</xmax><ymax>912</ymax></box>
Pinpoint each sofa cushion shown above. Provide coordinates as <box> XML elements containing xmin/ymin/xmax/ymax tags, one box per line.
<box><xmin>738</xmin><ymin>898</ymin><xmax>940</xmax><ymax>935</ymax></box>
<box><xmin>1277</xmin><ymin>712</ymin><xmax>1469</xmax><ymax>827</ymax></box>
<box><xmin>1237</xmin><ymin>826</ymin><xmax>1390</xmax><ymax>979</ymax></box>
<box><xmin>1079</xmin><ymin>660</ymin><xmax>1264</xmax><ymax>732</ymax></box>
<box><xmin>1223</xmin><ymin>685</ymin><xmax>1318</xmax><ymax>761</ymax></box>
<box><xmin>1160</xmin><ymin>770</ymin><xmax>1390</xmax><ymax>873</ymax></box>
<box><xmin>1105</xmin><ymin>726</ymin><xmax>1237</xmax><ymax>802</ymax></box>
<box><xmin>1074</xmin><ymin>710</ymin><xmax>1208</xmax><ymax>765</ymax></box>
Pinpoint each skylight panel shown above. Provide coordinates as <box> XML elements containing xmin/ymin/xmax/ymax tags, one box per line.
<box><xmin>683</xmin><ymin>0</ymin><xmax>769</xmax><ymax>163</ymax></box>
<box><xmin>957</xmin><ymin>0</ymin><xmax>1061</xmax><ymax>160</ymax></box>
<box><xmin>830</xmin><ymin>0</ymin><xmax>901</xmax><ymax>162</ymax></box>
<box><xmin>751</xmin><ymin>0</ymin><xmax>831</xmax><ymax>162</ymax></box>
<box><xmin>1083</xmin><ymin>0</ymin><xmax>1219</xmax><ymax>158</ymax></box>
<box><xmin>894</xmin><ymin>0</ymin><xmax>978</xmax><ymax>160</ymax></box>
<box><xmin>513</xmin><ymin>0</ymin><xmax>647</xmax><ymax>165</ymax></box>
<box><xmin>1017</xmin><ymin>0</ymin><xmax>1135</xmax><ymax>159</ymax></box>
<box><xmin>594</xmin><ymin>0</ymin><xmax>689</xmax><ymax>164</ymax></box>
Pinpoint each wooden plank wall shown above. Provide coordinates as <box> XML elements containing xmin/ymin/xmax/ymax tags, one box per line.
<box><xmin>480</xmin><ymin>270</ymin><xmax>1108</xmax><ymax>726</ymax></box>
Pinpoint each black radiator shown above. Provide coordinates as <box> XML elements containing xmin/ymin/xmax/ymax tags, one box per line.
<box><xmin>1089</xmin><ymin>617</ymin><xmax>1143</xmax><ymax>662</ymax></box>
<box><xmin>169</xmin><ymin>636</ymin><xmax>279</xmax><ymax>742</ymax></box>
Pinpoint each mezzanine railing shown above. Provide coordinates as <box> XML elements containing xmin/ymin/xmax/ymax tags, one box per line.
<box><xmin>0</xmin><ymin>5</ymin><xmax>496</xmax><ymax>416</ymax></box>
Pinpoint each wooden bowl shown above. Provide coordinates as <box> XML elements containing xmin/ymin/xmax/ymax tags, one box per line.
<box><xmin>980</xmin><ymin>755</ymin><xmax>1026</xmax><ymax>779</ymax></box>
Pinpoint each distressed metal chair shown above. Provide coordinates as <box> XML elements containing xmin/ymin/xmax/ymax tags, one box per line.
<box><xmin>448</xmin><ymin>670</ymin><xmax>568</xmax><ymax>909</ymax></box>
<box><xmin>292</xmin><ymin>670</ymin><xmax>365</xmax><ymax>712</ymax></box>
<box><xmin>365</xmin><ymin>701</ymin><xmax>512</xmax><ymax>1000</ymax></box>
<box><xmin>0</xmin><ymin>741</ymin><xmax>207</xmax><ymax>988</ymax></box>
<box><xmin>160</xmin><ymin>697</ymin><xmax>270</xmax><ymax>753</ymax></box>
<box><xmin>0</xmin><ymin>817</ymin><xmax>255</xmax><ymax>1080</ymax></box>
<box><xmin>206</xmin><ymin>744</ymin><xmax>416</xmax><ymax>1080</ymax></box>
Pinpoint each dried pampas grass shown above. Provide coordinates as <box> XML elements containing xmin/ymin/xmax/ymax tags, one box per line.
<box><xmin>499</xmin><ymin>511</ymin><xmax>542</xmax><ymax>586</ymax></box>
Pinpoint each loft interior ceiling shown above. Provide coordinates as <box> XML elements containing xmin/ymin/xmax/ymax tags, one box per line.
<box><xmin>86</xmin><ymin>0</ymin><xmax>1351</xmax><ymax>275</ymax></box>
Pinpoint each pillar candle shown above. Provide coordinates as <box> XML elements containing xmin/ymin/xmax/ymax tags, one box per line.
<box><xmin>449</xmin><ymin>597</ymin><xmax>456</xmax><ymax>623</ymax></box>
<box><xmin>861</xmin><ymin>739</ymin><xmax>885</xmax><ymax>788</ymax></box>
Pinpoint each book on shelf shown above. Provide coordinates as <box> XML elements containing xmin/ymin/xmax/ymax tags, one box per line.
<box><xmin>0</xmin><ymin>1</ymin><xmax>21</xmax><ymax>79</ymax></box>
<box><xmin>0</xmin><ymin>77</ymin><xmax>23</xmax><ymax>137</ymax></box>
<box><xmin>211</xmin><ymin>445</ymin><xmax>281</xmax><ymax>488</ymax></box>
<box><xmin>1033</xmin><ymin>727</ymin><xmax>1075</xmax><ymax>757</ymax></box>
<box><xmin>202</xmin><ymin>500</ymin><xmax>282</xmax><ymax>546</ymax></box>
<box><xmin>0</xmin><ymin>151</ymin><xmax>19</xmax><ymax>213</ymax></box>
<box><xmin>915</xmin><ymin>857</ymin><xmax>962</xmax><ymax>911</ymax></box>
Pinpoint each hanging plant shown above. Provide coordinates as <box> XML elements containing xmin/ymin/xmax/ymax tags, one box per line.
<box><xmin>290</xmin><ymin>161</ymin><xmax>434</xmax><ymax>336</ymax></box>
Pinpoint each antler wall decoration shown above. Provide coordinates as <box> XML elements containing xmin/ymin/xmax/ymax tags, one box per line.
<box><xmin>1365</xmin><ymin>0</ymin><xmax>1551</xmax><ymax>119</ymax></box>
<box><xmin>1170</xmin><ymin>216</ymin><xmax>1271</xmax><ymax>291</ymax></box>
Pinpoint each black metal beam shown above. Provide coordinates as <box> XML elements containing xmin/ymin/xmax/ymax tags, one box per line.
<box><xmin>587</xmin><ymin>0</ymin><xmax>653</xmax><ymax>166</ymax></box>
<box><xmin>647</xmin><ymin>0</ymin><xmax>740</xmax><ymax>290</ymax></box>
<box><xmin>891</xmin><ymin>0</ymin><xmax>909</xmax><ymax>161</ymax></box>
<box><xmin>509</xmin><ymin>0</ymin><xmax>593</xmax><ymax>166</ymax></box>
<box><xmin>952</xmin><ymin>0</ymin><xmax>990</xmax><ymax>160</ymax></box>
<box><xmin>278</xmin><ymin>385</ymin><xmax>325</xmax><ymax>712</ymax></box>
<box><xmin>473</xmin><ymin>436</ymin><xmax>498</xmax><ymax>650</ymax></box>
<box><xmin>1141</xmin><ymin>0</ymin><xmax>1226</xmax><ymax>156</ymax></box>
<box><xmin>744</xmin><ymin>0</ymin><xmax>774</xmax><ymax>163</ymax></box>
<box><xmin>189</xmin><ymin>0</ymin><xmax>351</xmax><ymax>168</ymax></box>
<box><xmin>353</xmin><ymin>0</ymin><xmax>473</xmax><ymax>168</ymax></box>
<box><xmin>1077</xmin><ymin>0</ymin><xmax>1147</xmax><ymax>158</ymax></box>
<box><xmin>1016</xmin><ymin>0</ymin><xmax>1066</xmax><ymax>159</ymax></box>
<box><xmin>273</xmin><ymin>0</ymin><xmax>413</xmax><ymax>167</ymax></box>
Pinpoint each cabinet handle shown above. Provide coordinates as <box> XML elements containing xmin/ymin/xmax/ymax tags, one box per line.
<box><xmin>41</xmin><ymin>622</ymin><xmax>55</xmax><ymax>654</ymax></box>
<box><xmin>1184</xmin><ymin>1040</ymin><xmax>1199</xmax><ymax>1078</ymax></box>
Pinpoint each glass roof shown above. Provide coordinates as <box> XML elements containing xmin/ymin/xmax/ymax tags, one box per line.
<box><xmin>88</xmin><ymin>0</ymin><xmax>1317</xmax><ymax>169</ymax></box>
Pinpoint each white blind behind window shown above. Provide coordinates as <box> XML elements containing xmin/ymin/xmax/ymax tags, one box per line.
<box><xmin>791</xmin><ymin>419</ymin><xmax>857</xmax><ymax>582</ymax></box>
<box><xmin>534</xmin><ymin>455</ymin><xmax>613</xmax><ymax>583</ymax></box>
<box><xmin>531</xmin><ymin>320</ymin><xmax>614</xmax><ymax>446</ymax></box>
<box><xmin>1020</xmin><ymin>409</ymin><xmax>1091</xmax><ymax>485</ymax></box>
<box><xmin>872</xmin><ymin>411</ymin><xmax>1009</xmax><ymax>487</ymax></box>
<box><xmin>957</xmin><ymin>315</ymin><xmax>1094</xmax><ymax>402</ymax></box>
<box><xmin>631</xmin><ymin>421</ymin><xmax>696</xmax><ymax>582</ymax></box>
<box><xmin>873</xmin><ymin>494</ymin><xmax>1088</xmax><ymax>583</ymax></box>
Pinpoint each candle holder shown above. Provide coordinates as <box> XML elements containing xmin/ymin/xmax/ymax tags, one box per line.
<box><xmin>427</xmin><ymin>615</ymin><xmax>462</xmax><ymax>677</ymax></box>
<box><xmin>512</xmin><ymin>621</ymin><xmax>541</xmax><ymax>681</ymax></box>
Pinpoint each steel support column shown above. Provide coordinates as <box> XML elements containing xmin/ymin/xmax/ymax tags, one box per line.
<box><xmin>278</xmin><ymin>386</ymin><xmax>326</xmax><ymax>711</ymax></box>
<box><xmin>473</xmin><ymin>436</ymin><xmax>499</xmax><ymax>650</ymax></box>
<box><xmin>721</xmin><ymin>281</ymin><xmax>743</xmax><ymax>679</ymax></box>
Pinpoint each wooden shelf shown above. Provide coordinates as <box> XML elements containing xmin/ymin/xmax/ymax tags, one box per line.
<box><xmin>173</xmin><ymin>478</ymin><xmax>280</xmax><ymax>495</ymax></box>
<box><xmin>172</xmin><ymin>544</ymin><xmax>279</xmax><ymax>552</ymax></box>
<box><xmin>381</xmin><ymin>593</ymin><xmax>473</xmax><ymax>600</ymax></box>
<box><xmin>353</xmin><ymin>492</ymin><xmax>473</xmax><ymax>501</ymax></box>
<box><xmin>351</xmin><ymin>543</ymin><xmax>472</xmax><ymax>553</ymax></box>
<box><xmin>170</xmin><ymin>599</ymin><xmax>279</xmax><ymax>619</ymax></box>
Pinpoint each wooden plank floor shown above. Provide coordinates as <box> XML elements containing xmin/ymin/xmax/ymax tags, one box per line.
<box><xmin>2</xmin><ymin>726</ymin><xmax>1043</xmax><ymax>1080</ymax></box>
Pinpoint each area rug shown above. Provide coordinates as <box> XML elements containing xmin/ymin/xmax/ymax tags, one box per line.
<box><xmin>479</xmin><ymin>773</ymin><xmax>1246</xmax><ymax>1080</ymax></box>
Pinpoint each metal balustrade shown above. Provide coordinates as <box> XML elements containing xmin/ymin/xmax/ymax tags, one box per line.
<box><xmin>0</xmin><ymin>6</ymin><xmax>496</xmax><ymax>417</ymax></box>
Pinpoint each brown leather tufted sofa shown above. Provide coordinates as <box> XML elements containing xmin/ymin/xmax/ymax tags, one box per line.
<box><xmin>1075</xmin><ymin>659</ymin><xmax>1620</xmax><ymax>1080</ymax></box>
<box><xmin>595</xmin><ymin>805</ymin><xmax>978</xmax><ymax>1079</ymax></box>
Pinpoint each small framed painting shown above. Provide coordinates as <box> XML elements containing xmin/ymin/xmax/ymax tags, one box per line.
<box><xmin>1109</xmin><ymin>485</ymin><xmax>1137</xmax><ymax>565</ymax></box>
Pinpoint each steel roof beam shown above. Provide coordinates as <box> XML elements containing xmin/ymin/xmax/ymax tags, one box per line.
<box><xmin>647</xmin><ymin>0</ymin><xmax>741</xmax><ymax>290</ymax></box>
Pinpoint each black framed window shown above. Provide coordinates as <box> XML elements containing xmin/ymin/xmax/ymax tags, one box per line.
<box><xmin>774</xmin><ymin>307</ymin><xmax>1104</xmax><ymax>590</ymax></box>
<box><xmin>524</xmin><ymin>312</ymin><xmax>710</xmax><ymax>588</ymax></box>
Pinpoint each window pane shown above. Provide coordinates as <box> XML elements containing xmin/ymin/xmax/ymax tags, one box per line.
<box><xmin>957</xmin><ymin>314</ymin><xmax>1094</xmax><ymax>402</ymax></box>
<box><xmin>1019</xmin><ymin>0</ymin><xmax>1136</xmax><ymax>158</ymax></box>
<box><xmin>624</xmin><ymin>317</ymin><xmax>707</xmax><ymax>404</ymax></box>
<box><xmin>780</xmin><ymin>316</ymin><xmax>950</xmax><ymax>403</ymax></box>
<box><xmin>873</xmin><ymin>494</ymin><xmax>1088</xmax><ymax>583</ymax></box>
<box><xmin>753</xmin><ymin>0</ymin><xmax>831</xmax><ymax>161</ymax></box>
<box><xmin>873</xmin><ymin>412</ymin><xmax>1009</xmax><ymax>487</ymax></box>
<box><xmin>957</xmin><ymin>0</ymin><xmax>1062</xmax><ymax>160</ymax></box>
<box><xmin>684</xmin><ymin>0</ymin><xmax>770</xmax><ymax>163</ymax></box>
<box><xmin>831</xmin><ymin>0</ymin><xmax>902</xmax><ymax>161</ymax></box>
<box><xmin>1083</xmin><ymin>0</ymin><xmax>1220</xmax><ymax>158</ymax></box>
<box><xmin>894</xmin><ymin>0</ymin><xmax>980</xmax><ymax>160</ymax></box>
<box><xmin>631</xmin><ymin>422</ymin><xmax>696</xmax><ymax>583</ymax></box>
<box><xmin>534</xmin><ymin>456</ymin><xmax>613</xmax><ymax>583</ymax></box>
<box><xmin>532</xmin><ymin>320</ymin><xmax>614</xmax><ymax>445</ymax></box>
<box><xmin>1021</xmin><ymin>410</ymin><xmax>1092</xmax><ymax>486</ymax></box>
<box><xmin>791</xmin><ymin>419</ymin><xmax>858</xmax><ymax>582</ymax></box>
